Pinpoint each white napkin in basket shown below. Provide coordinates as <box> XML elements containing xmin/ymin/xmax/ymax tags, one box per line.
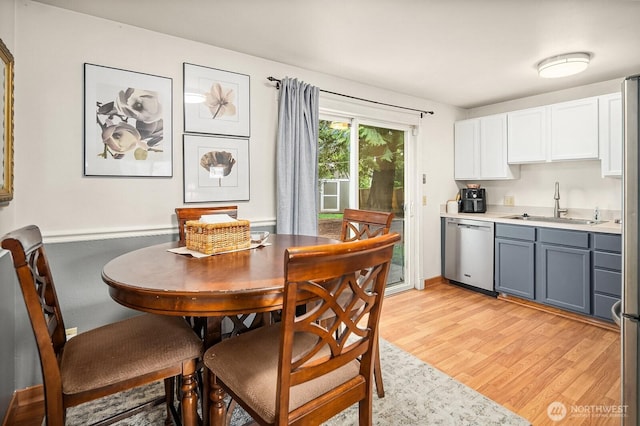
<box><xmin>198</xmin><ymin>214</ymin><xmax>237</xmax><ymax>224</ymax></box>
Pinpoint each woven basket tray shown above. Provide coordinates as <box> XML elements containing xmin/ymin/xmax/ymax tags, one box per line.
<box><xmin>185</xmin><ymin>219</ymin><xmax>251</xmax><ymax>255</ymax></box>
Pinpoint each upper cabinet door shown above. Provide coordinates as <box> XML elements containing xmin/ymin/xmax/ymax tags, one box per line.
<box><xmin>454</xmin><ymin>115</ymin><xmax>519</xmax><ymax>180</ymax></box>
<box><xmin>454</xmin><ymin>119</ymin><xmax>479</xmax><ymax>180</ymax></box>
<box><xmin>598</xmin><ymin>92</ymin><xmax>622</xmax><ymax>178</ymax></box>
<box><xmin>480</xmin><ymin>114</ymin><xmax>517</xmax><ymax>179</ymax></box>
<box><xmin>507</xmin><ymin>107</ymin><xmax>548</xmax><ymax>163</ymax></box>
<box><xmin>550</xmin><ymin>97</ymin><xmax>599</xmax><ymax>161</ymax></box>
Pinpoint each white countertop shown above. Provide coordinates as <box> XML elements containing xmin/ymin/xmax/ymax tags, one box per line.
<box><xmin>440</xmin><ymin>211</ymin><xmax>621</xmax><ymax>235</ymax></box>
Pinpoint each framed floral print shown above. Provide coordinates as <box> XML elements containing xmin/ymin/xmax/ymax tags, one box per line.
<box><xmin>183</xmin><ymin>134</ymin><xmax>249</xmax><ymax>203</ymax></box>
<box><xmin>183</xmin><ymin>63</ymin><xmax>250</xmax><ymax>137</ymax></box>
<box><xmin>84</xmin><ymin>63</ymin><xmax>172</xmax><ymax>177</ymax></box>
<box><xmin>0</xmin><ymin>38</ymin><xmax>13</xmax><ymax>203</ymax></box>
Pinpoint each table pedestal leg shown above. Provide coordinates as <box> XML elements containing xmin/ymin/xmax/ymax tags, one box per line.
<box><xmin>204</xmin><ymin>316</ymin><xmax>224</xmax><ymax>348</ymax></box>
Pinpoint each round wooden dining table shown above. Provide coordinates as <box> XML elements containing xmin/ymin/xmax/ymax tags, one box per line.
<box><xmin>102</xmin><ymin>234</ymin><xmax>337</xmax><ymax>344</ymax></box>
<box><xmin>102</xmin><ymin>234</ymin><xmax>338</xmax><ymax>425</ymax></box>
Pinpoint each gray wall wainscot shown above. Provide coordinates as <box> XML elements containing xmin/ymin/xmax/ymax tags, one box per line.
<box><xmin>8</xmin><ymin>234</ymin><xmax>177</xmax><ymax>398</ymax></box>
<box><xmin>0</xmin><ymin>224</ymin><xmax>271</xmax><ymax>420</ymax></box>
<box><xmin>0</xmin><ymin>253</ymin><xmax>16</xmax><ymax>421</ymax></box>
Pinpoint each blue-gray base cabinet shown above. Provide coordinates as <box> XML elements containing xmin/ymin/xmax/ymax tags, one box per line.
<box><xmin>537</xmin><ymin>227</ymin><xmax>591</xmax><ymax>314</ymax></box>
<box><xmin>495</xmin><ymin>224</ymin><xmax>535</xmax><ymax>299</ymax></box>
<box><xmin>494</xmin><ymin>223</ymin><xmax>621</xmax><ymax>322</ymax></box>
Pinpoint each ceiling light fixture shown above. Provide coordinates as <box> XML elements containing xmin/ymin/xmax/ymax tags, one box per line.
<box><xmin>537</xmin><ymin>52</ymin><xmax>591</xmax><ymax>78</ymax></box>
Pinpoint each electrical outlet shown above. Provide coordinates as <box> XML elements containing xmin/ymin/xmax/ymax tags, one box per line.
<box><xmin>65</xmin><ymin>327</ymin><xmax>78</xmax><ymax>339</ymax></box>
<box><xmin>422</xmin><ymin>195</ymin><xmax>427</xmax><ymax>206</ymax></box>
<box><xmin>504</xmin><ymin>196</ymin><xmax>515</xmax><ymax>206</ymax></box>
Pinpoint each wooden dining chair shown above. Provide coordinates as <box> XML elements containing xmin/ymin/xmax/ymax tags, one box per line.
<box><xmin>341</xmin><ymin>208</ymin><xmax>394</xmax><ymax>242</ymax></box>
<box><xmin>204</xmin><ymin>233</ymin><xmax>400</xmax><ymax>426</ymax></box>
<box><xmin>175</xmin><ymin>205</ymin><xmax>238</xmax><ymax>246</ymax></box>
<box><xmin>339</xmin><ymin>208</ymin><xmax>395</xmax><ymax>398</ymax></box>
<box><xmin>1</xmin><ymin>225</ymin><xmax>203</xmax><ymax>426</ymax></box>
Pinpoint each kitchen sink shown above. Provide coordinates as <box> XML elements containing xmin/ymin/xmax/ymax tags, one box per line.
<box><xmin>503</xmin><ymin>214</ymin><xmax>606</xmax><ymax>225</ymax></box>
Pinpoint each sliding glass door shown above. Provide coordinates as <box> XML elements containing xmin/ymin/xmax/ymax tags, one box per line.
<box><xmin>317</xmin><ymin>115</ymin><xmax>412</xmax><ymax>294</ymax></box>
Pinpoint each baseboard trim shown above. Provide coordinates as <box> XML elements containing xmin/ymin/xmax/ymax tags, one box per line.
<box><xmin>423</xmin><ymin>276</ymin><xmax>444</xmax><ymax>287</ymax></box>
<box><xmin>497</xmin><ymin>293</ymin><xmax>619</xmax><ymax>332</ymax></box>
<box><xmin>2</xmin><ymin>385</ymin><xmax>44</xmax><ymax>426</ymax></box>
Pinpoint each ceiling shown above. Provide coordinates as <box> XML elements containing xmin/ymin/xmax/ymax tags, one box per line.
<box><xmin>33</xmin><ymin>0</ymin><xmax>640</xmax><ymax>109</ymax></box>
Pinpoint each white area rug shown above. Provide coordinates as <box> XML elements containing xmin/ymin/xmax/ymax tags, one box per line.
<box><xmin>66</xmin><ymin>339</ymin><xmax>530</xmax><ymax>425</ymax></box>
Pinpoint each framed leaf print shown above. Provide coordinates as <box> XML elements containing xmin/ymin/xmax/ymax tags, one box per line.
<box><xmin>183</xmin><ymin>63</ymin><xmax>250</xmax><ymax>137</ymax></box>
<box><xmin>84</xmin><ymin>63</ymin><xmax>173</xmax><ymax>177</ymax></box>
<box><xmin>183</xmin><ymin>134</ymin><xmax>249</xmax><ymax>202</ymax></box>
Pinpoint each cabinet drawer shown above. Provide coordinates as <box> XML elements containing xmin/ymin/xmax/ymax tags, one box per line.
<box><xmin>594</xmin><ymin>251</ymin><xmax>622</xmax><ymax>271</ymax></box>
<box><xmin>495</xmin><ymin>224</ymin><xmax>535</xmax><ymax>241</ymax></box>
<box><xmin>594</xmin><ymin>269</ymin><xmax>622</xmax><ymax>297</ymax></box>
<box><xmin>593</xmin><ymin>293</ymin><xmax>619</xmax><ymax>321</ymax></box>
<box><xmin>593</xmin><ymin>233</ymin><xmax>622</xmax><ymax>253</ymax></box>
<box><xmin>538</xmin><ymin>228</ymin><xmax>589</xmax><ymax>248</ymax></box>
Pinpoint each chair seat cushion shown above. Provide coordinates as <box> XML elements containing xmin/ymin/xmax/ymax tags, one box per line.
<box><xmin>61</xmin><ymin>314</ymin><xmax>202</xmax><ymax>395</ymax></box>
<box><xmin>204</xmin><ymin>323</ymin><xmax>360</xmax><ymax>423</ymax></box>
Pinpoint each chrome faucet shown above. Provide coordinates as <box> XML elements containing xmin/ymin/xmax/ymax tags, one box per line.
<box><xmin>553</xmin><ymin>182</ymin><xmax>568</xmax><ymax>218</ymax></box>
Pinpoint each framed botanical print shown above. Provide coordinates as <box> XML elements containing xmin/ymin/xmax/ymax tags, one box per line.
<box><xmin>183</xmin><ymin>63</ymin><xmax>250</xmax><ymax>137</ymax></box>
<box><xmin>183</xmin><ymin>134</ymin><xmax>249</xmax><ymax>202</ymax></box>
<box><xmin>84</xmin><ymin>63</ymin><xmax>173</xmax><ymax>177</ymax></box>
<box><xmin>0</xmin><ymin>38</ymin><xmax>13</xmax><ymax>202</ymax></box>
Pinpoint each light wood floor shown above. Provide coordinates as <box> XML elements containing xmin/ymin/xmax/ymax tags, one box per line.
<box><xmin>379</xmin><ymin>280</ymin><xmax>621</xmax><ymax>426</ymax></box>
<box><xmin>7</xmin><ymin>279</ymin><xmax>621</xmax><ymax>425</ymax></box>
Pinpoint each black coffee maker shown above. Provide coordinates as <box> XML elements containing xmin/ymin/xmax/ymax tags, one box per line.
<box><xmin>460</xmin><ymin>188</ymin><xmax>487</xmax><ymax>213</ymax></box>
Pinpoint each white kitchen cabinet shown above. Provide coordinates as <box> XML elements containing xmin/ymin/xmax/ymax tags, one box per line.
<box><xmin>598</xmin><ymin>92</ymin><xmax>622</xmax><ymax>178</ymax></box>
<box><xmin>480</xmin><ymin>114</ymin><xmax>516</xmax><ymax>178</ymax></box>
<box><xmin>454</xmin><ymin>119</ymin><xmax>478</xmax><ymax>180</ymax></box>
<box><xmin>507</xmin><ymin>107</ymin><xmax>547</xmax><ymax>163</ymax></box>
<box><xmin>550</xmin><ymin>97</ymin><xmax>599</xmax><ymax>161</ymax></box>
<box><xmin>454</xmin><ymin>114</ymin><xmax>519</xmax><ymax>180</ymax></box>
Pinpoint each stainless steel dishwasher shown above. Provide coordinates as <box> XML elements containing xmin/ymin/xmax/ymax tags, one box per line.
<box><xmin>444</xmin><ymin>217</ymin><xmax>495</xmax><ymax>292</ymax></box>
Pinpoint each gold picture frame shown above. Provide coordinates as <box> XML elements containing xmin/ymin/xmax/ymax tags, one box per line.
<box><xmin>0</xmin><ymin>38</ymin><xmax>13</xmax><ymax>203</ymax></box>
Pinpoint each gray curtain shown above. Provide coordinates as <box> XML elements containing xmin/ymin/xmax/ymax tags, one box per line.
<box><xmin>276</xmin><ymin>77</ymin><xmax>320</xmax><ymax>236</ymax></box>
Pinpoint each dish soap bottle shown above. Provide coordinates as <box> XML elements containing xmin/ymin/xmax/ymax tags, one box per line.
<box><xmin>594</xmin><ymin>206</ymin><xmax>600</xmax><ymax>221</ymax></box>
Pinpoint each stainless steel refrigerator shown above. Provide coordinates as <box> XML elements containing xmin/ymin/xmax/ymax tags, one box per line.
<box><xmin>621</xmin><ymin>74</ymin><xmax>640</xmax><ymax>425</ymax></box>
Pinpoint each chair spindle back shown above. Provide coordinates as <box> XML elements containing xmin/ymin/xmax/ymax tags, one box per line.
<box><xmin>340</xmin><ymin>208</ymin><xmax>394</xmax><ymax>242</ymax></box>
<box><xmin>276</xmin><ymin>233</ymin><xmax>400</xmax><ymax>422</ymax></box>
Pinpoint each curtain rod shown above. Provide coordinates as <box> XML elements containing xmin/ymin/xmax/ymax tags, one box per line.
<box><xmin>267</xmin><ymin>77</ymin><xmax>434</xmax><ymax>118</ymax></box>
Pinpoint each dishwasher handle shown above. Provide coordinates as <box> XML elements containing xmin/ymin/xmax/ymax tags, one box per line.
<box><xmin>457</xmin><ymin>223</ymin><xmax>492</xmax><ymax>230</ymax></box>
<box><xmin>446</xmin><ymin>218</ymin><xmax>495</xmax><ymax>233</ymax></box>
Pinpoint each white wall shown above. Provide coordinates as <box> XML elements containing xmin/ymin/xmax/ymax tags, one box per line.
<box><xmin>0</xmin><ymin>0</ymin><xmax>17</xmax><ymax>417</ymax></box>
<box><xmin>0</xmin><ymin>0</ymin><xmax>16</xmax><ymax>233</ymax></box>
<box><xmin>12</xmin><ymin>1</ymin><xmax>461</xmax><ymax>278</ymax></box>
<box><xmin>421</xmin><ymin>105</ymin><xmax>462</xmax><ymax>280</ymax></box>
<box><xmin>475</xmin><ymin>161</ymin><xmax>621</xmax><ymax>216</ymax></box>
<box><xmin>9</xmin><ymin>1</ymin><xmax>624</xmax><ymax>291</ymax></box>
<box><xmin>462</xmin><ymin>79</ymin><xmax>623</xmax><ymax>216</ymax></box>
